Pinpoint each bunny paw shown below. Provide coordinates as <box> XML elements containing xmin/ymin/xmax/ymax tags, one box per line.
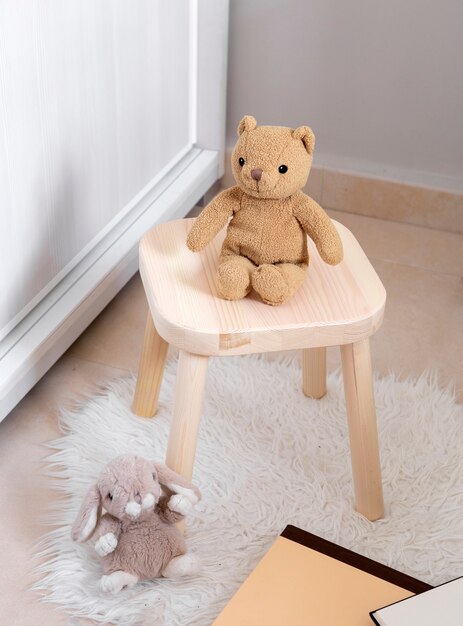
<box><xmin>167</xmin><ymin>484</ymin><xmax>199</xmax><ymax>504</ymax></box>
<box><xmin>168</xmin><ymin>494</ymin><xmax>194</xmax><ymax>515</ymax></box>
<box><xmin>95</xmin><ymin>532</ymin><xmax>118</xmax><ymax>556</ymax></box>
<box><xmin>100</xmin><ymin>571</ymin><xmax>138</xmax><ymax>594</ymax></box>
<box><xmin>162</xmin><ymin>553</ymin><xmax>200</xmax><ymax>578</ymax></box>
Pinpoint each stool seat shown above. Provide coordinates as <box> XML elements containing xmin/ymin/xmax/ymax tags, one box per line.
<box><xmin>134</xmin><ymin>217</ymin><xmax>387</xmax><ymax>521</ymax></box>
<box><xmin>139</xmin><ymin>218</ymin><xmax>386</xmax><ymax>356</ymax></box>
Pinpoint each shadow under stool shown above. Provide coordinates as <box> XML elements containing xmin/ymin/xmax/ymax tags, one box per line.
<box><xmin>132</xmin><ymin>218</ymin><xmax>387</xmax><ymax>521</ymax></box>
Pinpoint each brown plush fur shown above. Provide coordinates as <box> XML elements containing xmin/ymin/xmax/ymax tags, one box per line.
<box><xmin>71</xmin><ymin>455</ymin><xmax>201</xmax><ymax>592</ymax></box>
<box><xmin>187</xmin><ymin>115</ymin><xmax>343</xmax><ymax>305</ymax></box>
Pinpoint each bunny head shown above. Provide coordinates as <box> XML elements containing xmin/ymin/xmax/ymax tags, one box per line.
<box><xmin>71</xmin><ymin>454</ymin><xmax>197</xmax><ymax>542</ymax></box>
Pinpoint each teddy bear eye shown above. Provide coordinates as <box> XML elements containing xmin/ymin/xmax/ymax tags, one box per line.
<box><xmin>107</xmin><ymin>493</ymin><xmax>113</xmax><ymax>501</ymax></box>
<box><xmin>152</xmin><ymin>473</ymin><xmax>157</xmax><ymax>481</ymax></box>
<box><xmin>278</xmin><ymin>164</ymin><xmax>288</xmax><ymax>174</ymax></box>
<box><xmin>238</xmin><ymin>157</ymin><xmax>245</xmax><ymax>167</ymax></box>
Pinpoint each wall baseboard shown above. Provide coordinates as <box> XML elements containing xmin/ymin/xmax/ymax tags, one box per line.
<box><xmin>0</xmin><ymin>149</ymin><xmax>219</xmax><ymax>422</ymax></box>
<box><xmin>221</xmin><ymin>151</ymin><xmax>463</xmax><ymax>234</ymax></box>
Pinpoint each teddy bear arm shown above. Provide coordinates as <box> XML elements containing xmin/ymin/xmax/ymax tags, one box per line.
<box><xmin>186</xmin><ymin>187</ymin><xmax>241</xmax><ymax>252</ymax></box>
<box><xmin>293</xmin><ymin>195</ymin><xmax>344</xmax><ymax>265</ymax></box>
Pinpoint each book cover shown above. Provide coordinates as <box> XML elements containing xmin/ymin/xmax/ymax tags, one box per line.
<box><xmin>370</xmin><ymin>576</ymin><xmax>463</xmax><ymax>626</ymax></box>
<box><xmin>213</xmin><ymin>526</ymin><xmax>431</xmax><ymax>626</ymax></box>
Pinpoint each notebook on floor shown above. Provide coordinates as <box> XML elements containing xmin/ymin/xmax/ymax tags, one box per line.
<box><xmin>370</xmin><ymin>576</ymin><xmax>463</xmax><ymax>626</ymax></box>
<box><xmin>213</xmin><ymin>525</ymin><xmax>431</xmax><ymax>626</ymax></box>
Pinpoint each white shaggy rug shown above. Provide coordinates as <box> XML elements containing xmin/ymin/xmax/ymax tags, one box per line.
<box><xmin>34</xmin><ymin>354</ymin><xmax>463</xmax><ymax>625</ymax></box>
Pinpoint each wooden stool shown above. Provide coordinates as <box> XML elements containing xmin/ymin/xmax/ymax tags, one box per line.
<box><xmin>132</xmin><ymin>218</ymin><xmax>386</xmax><ymax>520</ymax></box>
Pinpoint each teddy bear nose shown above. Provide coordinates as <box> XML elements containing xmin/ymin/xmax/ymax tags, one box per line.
<box><xmin>251</xmin><ymin>168</ymin><xmax>263</xmax><ymax>181</ymax></box>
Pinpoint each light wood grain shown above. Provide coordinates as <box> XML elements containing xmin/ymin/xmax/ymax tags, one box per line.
<box><xmin>132</xmin><ymin>314</ymin><xmax>168</xmax><ymax>418</ymax></box>
<box><xmin>136</xmin><ymin>217</ymin><xmax>386</xmax><ymax>521</ymax></box>
<box><xmin>166</xmin><ymin>351</ymin><xmax>209</xmax><ymax>480</ymax></box>
<box><xmin>139</xmin><ymin>218</ymin><xmax>386</xmax><ymax>356</ymax></box>
<box><xmin>341</xmin><ymin>339</ymin><xmax>384</xmax><ymax>520</ymax></box>
<box><xmin>302</xmin><ymin>348</ymin><xmax>327</xmax><ymax>399</ymax></box>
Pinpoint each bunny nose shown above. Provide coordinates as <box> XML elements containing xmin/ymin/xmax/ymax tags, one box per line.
<box><xmin>134</xmin><ymin>492</ymin><xmax>142</xmax><ymax>504</ymax></box>
<box><xmin>142</xmin><ymin>492</ymin><xmax>155</xmax><ymax>509</ymax></box>
<box><xmin>251</xmin><ymin>168</ymin><xmax>263</xmax><ymax>181</ymax></box>
<box><xmin>125</xmin><ymin>501</ymin><xmax>141</xmax><ymax>518</ymax></box>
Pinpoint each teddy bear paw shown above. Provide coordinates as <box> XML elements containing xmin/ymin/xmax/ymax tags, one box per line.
<box><xmin>251</xmin><ymin>265</ymin><xmax>289</xmax><ymax>306</ymax></box>
<box><xmin>320</xmin><ymin>244</ymin><xmax>343</xmax><ymax>266</ymax></box>
<box><xmin>216</xmin><ymin>261</ymin><xmax>252</xmax><ymax>300</ymax></box>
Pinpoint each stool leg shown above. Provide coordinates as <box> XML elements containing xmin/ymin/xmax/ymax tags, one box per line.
<box><xmin>132</xmin><ymin>313</ymin><xmax>168</xmax><ymax>417</ymax></box>
<box><xmin>166</xmin><ymin>350</ymin><xmax>209</xmax><ymax>480</ymax></box>
<box><xmin>302</xmin><ymin>347</ymin><xmax>327</xmax><ymax>399</ymax></box>
<box><xmin>341</xmin><ymin>339</ymin><xmax>384</xmax><ymax>521</ymax></box>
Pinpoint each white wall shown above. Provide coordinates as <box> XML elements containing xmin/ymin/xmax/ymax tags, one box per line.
<box><xmin>0</xmin><ymin>0</ymin><xmax>191</xmax><ymax>339</ymax></box>
<box><xmin>0</xmin><ymin>0</ymin><xmax>230</xmax><ymax>421</ymax></box>
<box><xmin>226</xmin><ymin>0</ymin><xmax>463</xmax><ymax>190</ymax></box>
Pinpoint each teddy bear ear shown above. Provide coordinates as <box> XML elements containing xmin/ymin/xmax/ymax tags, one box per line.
<box><xmin>292</xmin><ymin>126</ymin><xmax>315</xmax><ymax>155</ymax></box>
<box><xmin>237</xmin><ymin>115</ymin><xmax>257</xmax><ymax>136</ymax></box>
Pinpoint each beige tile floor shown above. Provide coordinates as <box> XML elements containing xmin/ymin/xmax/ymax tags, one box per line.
<box><xmin>0</xmin><ymin>210</ymin><xmax>461</xmax><ymax>625</ymax></box>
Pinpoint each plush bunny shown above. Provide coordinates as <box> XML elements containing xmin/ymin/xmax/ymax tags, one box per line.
<box><xmin>71</xmin><ymin>454</ymin><xmax>201</xmax><ymax>594</ymax></box>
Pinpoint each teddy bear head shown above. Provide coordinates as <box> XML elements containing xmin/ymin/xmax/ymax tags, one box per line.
<box><xmin>231</xmin><ymin>115</ymin><xmax>315</xmax><ymax>200</ymax></box>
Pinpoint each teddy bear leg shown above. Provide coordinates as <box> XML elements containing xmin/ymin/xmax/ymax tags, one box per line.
<box><xmin>252</xmin><ymin>262</ymin><xmax>307</xmax><ymax>305</ymax></box>
<box><xmin>216</xmin><ymin>255</ymin><xmax>256</xmax><ymax>300</ymax></box>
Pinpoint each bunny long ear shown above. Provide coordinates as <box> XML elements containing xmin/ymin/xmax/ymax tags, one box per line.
<box><xmin>152</xmin><ymin>463</ymin><xmax>201</xmax><ymax>502</ymax></box>
<box><xmin>71</xmin><ymin>484</ymin><xmax>101</xmax><ymax>542</ymax></box>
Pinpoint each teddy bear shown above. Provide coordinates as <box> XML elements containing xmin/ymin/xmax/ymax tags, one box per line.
<box><xmin>71</xmin><ymin>454</ymin><xmax>201</xmax><ymax>593</ymax></box>
<box><xmin>186</xmin><ymin>115</ymin><xmax>343</xmax><ymax>305</ymax></box>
